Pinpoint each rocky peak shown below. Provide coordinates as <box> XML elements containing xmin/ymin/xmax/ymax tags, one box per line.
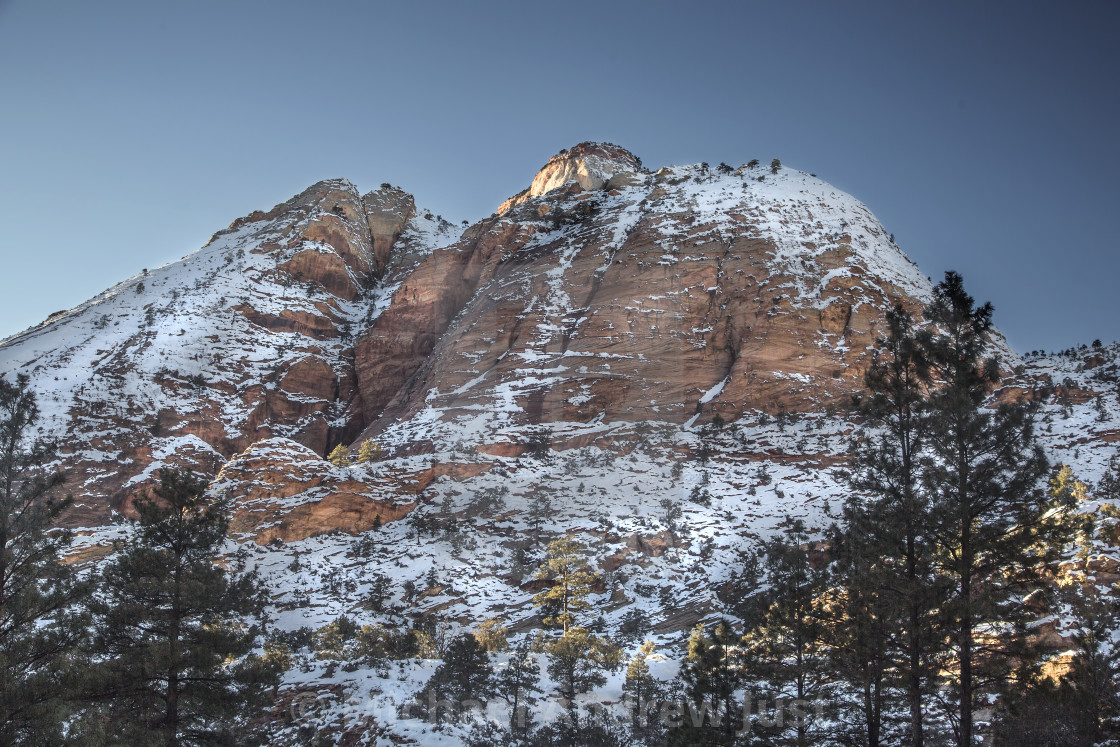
<box><xmin>529</xmin><ymin>141</ymin><xmax>643</xmax><ymax>196</ymax></box>
<box><xmin>498</xmin><ymin>142</ymin><xmax>644</xmax><ymax>215</ymax></box>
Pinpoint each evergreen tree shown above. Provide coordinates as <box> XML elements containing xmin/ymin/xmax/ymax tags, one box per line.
<box><xmin>545</xmin><ymin>626</ymin><xmax>614</xmax><ymax>715</ymax></box>
<box><xmin>0</xmin><ymin>374</ymin><xmax>88</xmax><ymax>744</ymax></box>
<box><xmin>1061</xmin><ymin>584</ymin><xmax>1120</xmax><ymax>741</ymax></box>
<box><xmin>678</xmin><ymin>621</ymin><xmax>745</xmax><ymax>743</ymax></box>
<box><xmin>473</xmin><ymin>618</ymin><xmax>509</xmax><ymax>653</ymax></box>
<box><xmin>91</xmin><ymin>468</ymin><xmax>275</xmax><ymax>745</ymax></box>
<box><xmin>825</xmin><ymin>520</ymin><xmax>896</xmax><ymax>747</ymax></box>
<box><xmin>366</xmin><ymin>572</ymin><xmax>391</xmax><ymax>612</ymax></box>
<box><xmin>844</xmin><ymin>303</ymin><xmax>945</xmax><ymax>747</ymax></box>
<box><xmin>357</xmin><ymin>439</ymin><xmax>382</xmax><ymax>464</ymax></box>
<box><xmin>921</xmin><ymin>271</ymin><xmax>1070</xmax><ymax>746</ymax></box>
<box><xmin>744</xmin><ymin>520</ymin><xmax>830</xmax><ymax>747</ymax></box>
<box><xmin>532</xmin><ymin>537</ymin><xmax>618</xmax><ymax>717</ymax></box>
<box><xmin>532</xmin><ymin>536</ymin><xmax>597</xmax><ymax>633</ymax></box>
<box><xmin>526</xmin><ymin>491</ymin><xmax>553</xmax><ymax>545</ymax></box>
<box><xmin>625</xmin><ymin>639</ymin><xmax>671</xmax><ymax>744</ymax></box>
<box><xmin>991</xmin><ymin>564</ymin><xmax>1119</xmax><ymax>745</ymax></box>
<box><xmin>418</xmin><ymin>633</ymin><xmax>494</xmax><ymax>719</ymax></box>
<box><xmin>327</xmin><ymin>444</ymin><xmax>349</xmax><ymax>466</ymax></box>
<box><xmin>494</xmin><ymin>639</ymin><xmax>541</xmax><ymax>734</ymax></box>
<box><xmin>622</xmin><ymin>640</ymin><xmax>659</xmax><ymax>723</ymax></box>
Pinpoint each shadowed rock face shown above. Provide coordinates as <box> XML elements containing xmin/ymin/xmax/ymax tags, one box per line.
<box><xmin>0</xmin><ymin>142</ymin><xmax>952</xmax><ymax>533</ymax></box>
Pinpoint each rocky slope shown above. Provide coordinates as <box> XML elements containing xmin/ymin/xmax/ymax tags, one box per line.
<box><xmin>0</xmin><ymin>177</ymin><xmax>456</xmax><ymax>526</ymax></box>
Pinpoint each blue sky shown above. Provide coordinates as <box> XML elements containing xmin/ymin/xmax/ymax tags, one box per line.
<box><xmin>1</xmin><ymin>0</ymin><xmax>1117</xmax><ymax>352</ymax></box>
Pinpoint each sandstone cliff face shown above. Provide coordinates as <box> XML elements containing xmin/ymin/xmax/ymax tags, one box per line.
<box><xmin>353</xmin><ymin>145</ymin><xmax>936</xmax><ymax>458</ymax></box>
<box><xmin>214</xmin><ymin>437</ymin><xmax>413</xmax><ymax>544</ymax></box>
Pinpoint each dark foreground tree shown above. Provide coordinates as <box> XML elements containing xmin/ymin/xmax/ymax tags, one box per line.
<box><xmin>676</xmin><ymin>620</ymin><xmax>746</xmax><ymax>744</ymax></box>
<box><xmin>89</xmin><ymin>468</ymin><xmax>275</xmax><ymax>746</ymax></box>
<box><xmin>842</xmin><ymin>303</ymin><xmax>946</xmax><ymax>747</ymax></box>
<box><xmin>494</xmin><ymin>639</ymin><xmax>541</xmax><ymax>734</ymax></box>
<box><xmin>992</xmin><ymin>578</ymin><xmax>1120</xmax><ymax>746</ymax></box>
<box><xmin>416</xmin><ymin>633</ymin><xmax>495</xmax><ymax>721</ymax></box>
<box><xmin>745</xmin><ymin>521</ymin><xmax>831</xmax><ymax>747</ymax></box>
<box><xmin>922</xmin><ymin>272</ymin><xmax>1074</xmax><ymax>746</ymax></box>
<box><xmin>0</xmin><ymin>374</ymin><xmax>88</xmax><ymax>744</ymax></box>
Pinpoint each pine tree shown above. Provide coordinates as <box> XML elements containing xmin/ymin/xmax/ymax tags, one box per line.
<box><xmin>91</xmin><ymin>468</ymin><xmax>275</xmax><ymax>745</ymax></box>
<box><xmin>844</xmin><ymin>303</ymin><xmax>945</xmax><ymax>747</ymax></box>
<box><xmin>357</xmin><ymin>439</ymin><xmax>382</xmax><ymax>464</ymax></box>
<box><xmin>826</xmin><ymin>517</ymin><xmax>899</xmax><ymax>747</ymax></box>
<box><xmin>623</xmin><ymin>640</ymin><xmax>659</xmax><ymax>722</ymax></box>
<box><xmin>418</xmin><ymin>633</ymin><xmax>494</xmax><ymax>719</ymax></box>
<box><xmin>494</xmin><ymin>639</ymin><xmax>541</xmax><ymax>734</ymax></box>
<box><xmin>921</xmin><ymin>271</ymin><xmax>1070</xmax><ymax>746</ymax></box>
<box><xmin>0</xmin><ymin>374</ymin><xmax>88</xmax><ymax>744</ymax></box>
<box><xmin>624</xmin><ymin>640</ymin><xmax>668</xmax><ymax>744</ymax></box>
<box><xmin>990</xmin><ymin>579</ymin><xmax>1120</xmax><ymax>744</ymax></box>
<box><xmin>744</xmin><ymin>520</ymin><xmax>830</xmax><ymax>747</ymax></box>
<box><xmin>532</xmin><ymin>536</ymin><xmax>597</xmax><ymax>633</ymax></box>
<box><xmin>678</xmin><ymin>622</ymin><xmax>745</xmax><ymax>742</ymax></box>
<box><xmin>1062</xmin><ymin>583</ymin><xmax>1120</xmax><ymax>741</ymax></box>
<box><xmin>545</xmin><ymin>626</ymin><xmax>611</xmax><ymax>714</ymax></box>
<box><xmin>526</xmin><ymin>492</ymin><xmax>553</xmax><ymax>545</ymax></box>
<box><xmin>327</xmin><ymin>444</ymin><xmax>349</xmax><ymax>466</ymax></box>
<box><xmin>473</xmin><ymin>618</ymin><xmax>508</xmax><ymax>653</ymax></box>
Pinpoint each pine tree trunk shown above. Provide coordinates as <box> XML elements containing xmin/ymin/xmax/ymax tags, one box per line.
<box><xmin>796</xmin><ymin>639</ymin><xmax>807</xmax><ymax>747</ymax></box>
<box><xmin>166</xmin><ymin>554</ymin><xmax>183</xmax><ymax>747</ymax></box>
<box><xmin>907</xmin><ymin>530</ymin><xmax>924</xmax><ymax>747</ymax></box>
<box><xmin>958</xmin><ymin>461</ymin><xmax>973</xmax><ymax>747</ymax></box>
<box><xmin>904</xmin><ymin>437</ymin><xmax>925</xmax><ymax>747</ymax></box>
<box><xmin>959</xmin><ymin>568</ymin><xmax>972</xmax><ymax>746</ymax></box>
<box><xmin>870</xmin><ymin>677</ymin><xmax>881</xmax><ymax>747</ymax></box>
<box><xmin>863</xmin><ymin>678</ymin><xmax>875</xmax><ymax>747</ymax></box>
<box><xmin>908</xmin><ymin>605</ymin><xmax>924</xmax><ymax>747</ymax></box>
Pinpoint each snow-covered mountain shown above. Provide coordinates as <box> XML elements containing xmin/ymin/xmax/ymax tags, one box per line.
<box><xmin>0</xmin><ymin>142</ymin><xmax>956</xmax><ymax>527</ymax></box>
<box><xmin>3</xmin><ymin>143</ymin><xmax>1117</xmax><ymax>743</ymax></box>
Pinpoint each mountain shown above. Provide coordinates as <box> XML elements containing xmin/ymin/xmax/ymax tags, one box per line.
<box><xmin>1</xmin><ymin>143</ymin><xmax>956</xmax><ymax>530</ymax></box>
<box><xmin>3</xmin><ymin>143</ymin><xmax>1118</xmax><ymax>743</ymax></box>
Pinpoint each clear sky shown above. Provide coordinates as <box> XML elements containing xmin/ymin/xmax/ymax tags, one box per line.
<box><xmin>1</xmin><ymin>0</ymin><xmax>1117</xmax><ymax>353</ymax></box>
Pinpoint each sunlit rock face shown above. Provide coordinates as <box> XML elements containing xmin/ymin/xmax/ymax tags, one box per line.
<box><xmin>498</xmin><ymin>142</ymin><xmax>645</xmax><ymax>215</ymax></box>
<box><xmin>353</xmin><ymin>144</ymin><xmax>942</xmax><ymax>454</ymax></box>
<box><xmin>528</xmin><ymin>141</ymin><xmax>643</xmax><ymax>197</ymax></box>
